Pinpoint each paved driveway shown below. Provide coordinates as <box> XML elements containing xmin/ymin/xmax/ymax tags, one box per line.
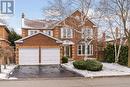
<box><xmin>10</xmin><ymin>65</ymin><xmax>82</xmax><ymax>78</ymax></box>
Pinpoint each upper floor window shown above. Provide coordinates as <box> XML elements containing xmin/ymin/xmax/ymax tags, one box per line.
<box><xmin>81</xmin><ymin>28</ymin><xmax>93</xmax><ymax>38</ymax></box>
<box><xmin>61</xmin><ymin>27</ymin><xmax>73</xmax><ymax>38</ymax></box>
<box><xmin>28</xmin><ymin>30</ymin><xmax>39</xmax><ymax>36</ymax></box>
<box><xmin>43</xmin><ymin>30</ymin><xmax>53</xmax><ymax>36</ymax></box>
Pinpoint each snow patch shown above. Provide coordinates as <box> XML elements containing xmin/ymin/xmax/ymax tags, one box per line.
<box><xmin>61</xmin><ymin>62</ymin><xmax>130</xmax><ymax>77</ymax></box>
<box><xmin>0</xmin><ymin>65</ymin><xmax>18</xmax><ymax>80</ymax></box>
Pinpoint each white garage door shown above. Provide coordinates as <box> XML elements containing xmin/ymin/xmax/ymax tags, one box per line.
<box><xmin>19</xmin><ymin>48</ymin><xmax>39</xmax><ymax>65</ymax></box>
<box><xmin>41</xmin><ymin>48</ymin><xmax>60</xmax><ymax>64</ymax></box>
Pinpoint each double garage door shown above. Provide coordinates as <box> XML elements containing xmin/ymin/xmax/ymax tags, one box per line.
<box><xmin>19</xmin><ymin>48</ymin><xmax>60</xmax><ymax>65</ymax></box>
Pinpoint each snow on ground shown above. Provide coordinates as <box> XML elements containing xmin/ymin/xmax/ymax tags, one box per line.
<box><xmin>61</xmin><ymin>62</ymin><xmax>130</xmax><ymax>77</ymax></box>
<box><xmin>0</xmin><ymin>65</ymin><xmax>18</xmax><ymax>80</ymax></box>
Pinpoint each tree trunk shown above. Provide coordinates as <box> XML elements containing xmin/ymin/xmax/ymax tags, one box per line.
<box><xmin>3</xmin><ymin>57</ymin><xmax>6</xmax><ymax>69</ymax></box>
<box><xmin>128</xmin><ymin>39</ymin><xmax>130</xmax><ymax>67</ymax></box>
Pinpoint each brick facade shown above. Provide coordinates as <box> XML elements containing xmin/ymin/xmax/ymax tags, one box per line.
<box><xmin>15</xmin><ymin>33</ymin><xmax>62</xmax><ymax>64</ymax></box>
<box><xmin>16</xmin><ymin>10</ymin><xmax>98</xmax><ymax>64</ymax></box>
<box><xmin>0</xmin><ymin>25</ymin><xmax>10</xmax><ymax>47</ymax></box>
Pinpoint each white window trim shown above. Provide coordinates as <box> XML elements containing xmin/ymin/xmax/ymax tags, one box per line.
<box><xmin>61</xmin><ymin>27</ymin><xmax>73</xmax><ymax>38</ymax></box>
<box><xmin>43</xmin><ymin>30</ymin><xmax>53</xmax><ymax>36</ymax></box>
<box><xmin>28</xmin><ymin>30</ymin><xmax>40</xmax><ymax>36</ymax></box>
<box><xmin>77</xmin><ymin>44</ymin><xmax>93</xmax><ymax>56</ymax></box>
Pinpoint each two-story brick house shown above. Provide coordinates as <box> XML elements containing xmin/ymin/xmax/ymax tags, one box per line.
<box><xmin>15</xmin><ymin>10</ymin><xmax>98</xmax><ymax>65</ymax></box>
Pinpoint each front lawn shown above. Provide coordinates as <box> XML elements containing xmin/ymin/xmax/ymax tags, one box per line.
<box><xmin>61</xmin><ymin>62</ymin><xmax>130</xmax><ymax>77</ymax></box>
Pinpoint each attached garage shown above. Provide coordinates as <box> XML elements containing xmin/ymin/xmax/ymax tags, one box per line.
<box><xmin>41</xmin><ymin>48</ymin><xmax>60</xmax><ymax>64</ymax></box>
<box><xmin>19</xmin><ymin>48</ymin><xmax>39</xmax><ymax>65</ymax></box>
<box><xmin>15</xmin><ymin>32</ymin><xmax>62</xmax><ymax>65</ymax></box>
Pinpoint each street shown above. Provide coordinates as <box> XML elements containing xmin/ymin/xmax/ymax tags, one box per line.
<box><xmin>0</xmin><ymin>76</ymin><xmax>130</xmax><ymax>87</ymax></box>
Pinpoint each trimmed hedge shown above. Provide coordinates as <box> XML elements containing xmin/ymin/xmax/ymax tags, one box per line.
<box><xmin>73</xmin><ymin>61</ymin><xmax>87</xmax><ymax>70</ymax></box>
<box><xmin>85</xmin><ymin>60</ymin><xmax>103</xmax><ymax>71</ymax></box>
<box><xmin>73</xmin><ymin>60</ymin><xmax>103</xmax><ymax>71</ymax></box>
<box><xmin>62</xmin><ymin>56</ymin><xmax>68</xmax><ymax>63</ymax></box>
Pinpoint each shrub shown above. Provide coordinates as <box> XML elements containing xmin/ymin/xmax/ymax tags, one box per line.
<box><xmin>73</xmin><ymin>61</ymin><xmax>87</xmax><ymax>70</ymax></box>
<box><xmin>62</xmin><ymin>56</ymin><xmax>68</xmax><ymax>63</ymax></box>
<box><xmin>104</xmin><ymin>44</ymin><xmax>115</xmax><ymax>63</ymax></box>
<box><xmin>104</xmin><ymin>44</ymin><xmax>128</xmax><ymax>66</ymax></box>
<box><xmin>73</xmin><ymin>60</ymin><xmax>103</xmax><ymax>71</ymax></box>
<box><xmin>118</xmin><ymin>46</ymin><xmax>128</xmax><ymax>66</ymax></box>
<box><xmin>85</xmin><ymin>60</ymin><xmax>103</xmax><ymax>71</ymax></box>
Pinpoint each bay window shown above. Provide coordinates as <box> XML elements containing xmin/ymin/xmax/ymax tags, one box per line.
<box><xmin>78</xmin><ymin>44</ymin><xmax>93</xmax><ymax>55</ymax></box>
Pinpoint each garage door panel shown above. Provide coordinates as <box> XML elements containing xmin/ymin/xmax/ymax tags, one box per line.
<box><xmin>41</xmin><ymin>48</ymin><xmax>60</xmax><ymax>64</ymax></box>
<box><xmin>19</xmin><ymin>48</ymin><xmax>39</xmax><ymax>65</ymax></box>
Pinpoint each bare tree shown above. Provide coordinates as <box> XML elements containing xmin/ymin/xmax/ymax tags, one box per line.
<box><xmin>0</xmin><ymin>47</ymin><xmax>4</xmax><ymax>72</ymax></box>
<box><xmin>97</xmin><ymin>0</ymin><xmax>130</xmax><ymax>65</ymax></box>
<box><xmin>44</xmin><ymin>0</ymin><xmax>75</xmax><ymax>20</ymax></box>
<box><xmin>0</xmin><ymin>46</ymin><xmax>14</xmax><ymax>70</ymax></box>
<box><xmin>44</xmin><ymin>0</ymin><xmax>97</xmax><ymax>59</ymax></box>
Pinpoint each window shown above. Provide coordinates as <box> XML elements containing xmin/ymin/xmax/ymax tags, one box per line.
<box><xmin>28</xmin><ymin>30</ymin><xmax>39</xmax><ymax>36</ymax></box>
<box><xmin>61</xmin><ymin>27</ymin><xmax>73</xmax><ymax>38</ymax></box>
<box><xmin>78</xmin><ymin>44</ymin><xmax>93</xmax><ymax>55</ymax></box>
<box><xmin>43</xmin><ymin>30</ymin><xmax>53</xmax><ymax>36</ymax></box>
<box><xmin>81</xmin><ymin>28</ymin><xmax>93</xmax><ymax>38</ymax></box>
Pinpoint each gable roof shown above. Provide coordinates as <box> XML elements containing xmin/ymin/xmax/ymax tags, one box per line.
<box><xmin>22</xmin><ymin>18</ymin><xmax>59</xmax><ymax>29</ymax></box>
<box><xmin>15</xmin><ymin>32</ymin><xmax>62</xmax><ymax>43</ymax></box>
<box><xmin>22</xmin><ymin>10</ymin><xmax>96</xmax><ymax>30</ymax></box>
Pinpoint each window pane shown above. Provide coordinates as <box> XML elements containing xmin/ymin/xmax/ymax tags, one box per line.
<box><xmin>82</xmin><ymin>45</ymin><xmax>85</xmax><ymax>54</ymax></box>
<box><xmin>78</xmin><ymin>45</ymin><xmax>81</xmax><ymax>54</ymax></box>
<box><xmin>78</xmin><ymin>50</ymin><xmax>81</xmax><ymax>54</ymax></box>
<box><xmin>63</xmin><ymin>28</ymin><xmax>66</xmax><ymax>37</ymax></box>
<box><xmin>88</xmin><ymin>45</ymin><xmax>90</xmax><ymax>54</ymax></box>
<box><xmin>67</xmin><ymin>29</ymin><xmax>71</xmax><ymax>37</ymax></box>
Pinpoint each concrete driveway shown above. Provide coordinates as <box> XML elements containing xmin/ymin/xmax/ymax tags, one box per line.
<box><xmin>9</xmin><ymin>65</ymin><xmax>82</xmax><ymax>78</ymax></box>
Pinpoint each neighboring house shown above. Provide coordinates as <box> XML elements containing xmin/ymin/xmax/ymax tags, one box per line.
<box><xmin>106</xmin><ymin>37</ymin><xmax>127</xmax><ymax>45</ymax></box>
<box><xmin>15</xmin><ymin>10</ymin><xmax>98</xmax><ymax>65</ymax></box>
<box><xmin>0</xmin><ymin>23</ymin><xmax>10</xmax><ymax>47</ymax></box>
<box><xmin>0</xmin><ymin>23</ymin><xmax>10</xmax><ymax>64</ymax></box>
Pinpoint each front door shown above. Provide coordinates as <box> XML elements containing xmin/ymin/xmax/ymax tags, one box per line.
<box><xmin>64</xmin><ymin>45</ymin><xmax>72</xmax><ymax>58</ymax></box>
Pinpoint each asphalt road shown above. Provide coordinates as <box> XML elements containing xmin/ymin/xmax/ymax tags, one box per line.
<box><xmin>1</xmin><ymin>76</ymin><xmax>130</xmax><ymax>87</ymax></box>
